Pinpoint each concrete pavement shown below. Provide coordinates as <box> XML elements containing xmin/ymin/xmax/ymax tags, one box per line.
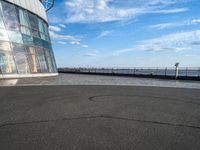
<box><xmin>0</xmin><ymin>85</ymin><xmax>200</xmax><ymax>150</ymax></box>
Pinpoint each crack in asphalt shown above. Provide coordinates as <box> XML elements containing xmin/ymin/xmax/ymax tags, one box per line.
<box><xmin>88</xmin><ymin>95</ymin><xmax>200</xmax><ymax>106</ymax></box>
<box><xmin>0</xmin><ymin>115</ymin><xmax>200</xmax><ymax>130</ymax></box>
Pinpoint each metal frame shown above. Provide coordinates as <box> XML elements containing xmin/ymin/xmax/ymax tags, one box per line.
<box><xmin>41</xmin><ymin>0</ymin><xmax>55</xmax><ymax>12</ymax></box>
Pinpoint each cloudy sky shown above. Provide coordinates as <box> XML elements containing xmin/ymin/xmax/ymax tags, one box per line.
<box><xmin>47</xmin><ymin>0</ymin><xmax>200</xmax><ymax>68</ymax></box>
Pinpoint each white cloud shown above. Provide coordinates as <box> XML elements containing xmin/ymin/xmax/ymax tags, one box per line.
<box><xmin>58</xmin><ymin>41</ymin><xmax>67</xmax><ymax>45</ymax></box>
<box><xmin>115</xmin><ymin>30</ymin><xmax>200</xmax><ymax>54</ymax></box>
<box><xmin>152</xmin><ymin>8</ymin><xmax>188</xmax><ymax>14</ymax></box>
<box><xmin>59</xmin><ymin>24</ymin><xmax>67</xmax><ymax>28</ymax></box>
<box><xmin>49</xmin><ymin>31</ymin><xmax>81</xmax><ymax>45</ymax></box>
<box><xmin>82</xmin><ymin>45</ymin><xmax>89</xmax><ymax>48</ymax></box>
<box><xmin>84</xmin><ymin>50</ymin><xmax>99</xmax><ymax>57</ymax></box>
<box><xmin>70</xmin><ymin>41</ymin><xmax>81</xmax><ymax>45</ymax></box>
<box><xmin>192</xmin><ymin>19</ymin><xmax>200</xmax><ymax>23</ymax></box>
<box><xmin>184</xmin><ymin>54</ymin><xmax>195</xmax><ymax>57</ymax></box>
<box><xmin>63</xmin><ymin>0</ymin><xmax>189</xmax><ymax>23</ymax></box>
<box><xmin>150</xmin><ymin>23</ymin><xmax>177</xmax><ymax>29</ymax></box>
<box><xmin>49</xmin><ymin>25</ymin><xmax>61</xmax><ymax>32</ymax></box>
<box><xmin>98</xmin><ymin>30</ymin><xmax>113</xmax><ymax>38</ymax></box>
<box><xmin>85</xmin><ymin>53</ymin><xmax>98</xmax><ymax>57</ymax></box>
<box><xmin>150</xmin><ymin>18</ymin><xmax>200</xmax><ymax>30</ymax></box>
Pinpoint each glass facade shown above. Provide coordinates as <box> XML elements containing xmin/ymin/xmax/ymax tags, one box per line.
<box><xmin>0</xmin><ymin>0</ymin><xmax>57</xmax><ymax>76</ymax></box>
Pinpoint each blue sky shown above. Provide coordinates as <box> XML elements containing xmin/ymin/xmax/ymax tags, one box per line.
<box><xmin>47</xmin><ymin>0</ymin><xmax>200</xmax><ymax>68</ymax></box>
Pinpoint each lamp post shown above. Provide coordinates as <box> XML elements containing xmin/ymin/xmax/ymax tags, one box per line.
<box><xmin>175</xmin><ymin>62</ymin><xmax>179</xmax><ymax>80</ymax></box>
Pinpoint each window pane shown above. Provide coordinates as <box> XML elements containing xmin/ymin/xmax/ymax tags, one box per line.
<box><xmin>22</xmin><ymin>34</ymin><xmax>33</xmax><ymax>45</ymax></box>
<box><xmin>28</xmin><ymin>13</ymin><xmax>38</xmax><ymax>30</ymax></box>
<box><xmin>33</xmin><ymin>37</ymin><xmax>43</xmax><ymax>47</ymax></box>
<box><xmin>1</xmin><ymin>1</ymin><xmax>19</xmax><ymax>31</ymax></box>
<box><xmin>20</xmin><ymin>26</ymin><xmax>31</xmax><ymax>35</ymax></box>
<box><xmin>11</xmin><ymin>43</ymin><xmax>26</xmax><ymax>53</ymax></box>
<box><xmin>12</xmin><ymin>43</ymin><xmax>30</xmax><ymax>74</ymax></box>
<box><xmin>16</xmin><ymin>8</ymin><xmax>29</xmax><ymax>27</ymax></box>
<box><xmin>26</xmin><ymin>46</ymin><xmax>40</xmax><ymax>73</ymax></box>
<box><xmin>40</xmin><ymin>32</ymin><xmax>46</xmax><ymax>40</ymax></box>
<box><xmin>50</xmin><ymin>51</ymin><xmax>57</xmax><ymax>72</ymax></box>
<box><xmin>0</xmin><ymin>41</ymin><xmax>11</xmax><ymax>51</ymax></box>
<box><xmin>35</xmin><ymin>47</ymin><xmax>48</xmax><ymax>72</ymax></box>
<box><xmin>8</xmin><ymin>31</ymin><xmax>23</xmax><ymax>43</ymax></box>
<box><xmin>38</xmin><ymin>19</ymin><xmax>45</xmax><ymax>33</ymax></box>
<box><xmin>0</xmin><ymin>28</ymin><xmax>9</xmax><ymax>41</ymax></box>
<box><xmin>44</xmin><ymin>49</ymin><xmax>54</xmax><ymax>72</ymax></box>
<box><xmin>0</xmin><ymin>50</ymin><xmax>16</xmax><ymax>74</ymax></box>
<box><xmin>0</xmin><ymin>2</ymin><xmax>5</xmax><ymax>28</ymax></box>
<box><xmin>31</xmin><ymin>29</ymin><xmax>40</xmax><ymax>38</ymax></box>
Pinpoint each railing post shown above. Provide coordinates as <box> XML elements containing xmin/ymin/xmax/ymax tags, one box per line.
<box><xmin>198</xmin><ymin>68</ymin><xmax>200</xmax><ymax>78</ymax></box>
<box><xmin>186</xmin><ymin>67</ymin><xmax>188</xmax><ymax>78</ymax></box>
<box><xmin>156</xmin><ymin>68</ymin><xmax>158</xmax><ymax>75</ymax></box>
<box><xmin>165</xmin><ymin>67</ymin><xmax>167</xmax><ymax>76</ymax></box>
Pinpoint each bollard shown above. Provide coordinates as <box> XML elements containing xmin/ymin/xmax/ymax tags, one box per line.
<box><xmin>186</xmin><ymin>67</ymin><xmax>188</xmax><ymax>78</ymax></box>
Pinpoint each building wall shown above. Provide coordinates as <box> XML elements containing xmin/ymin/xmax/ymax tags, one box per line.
<box><xmin>0</xmin><ymin>0</ymin><xmax>57</xmax><ymax>78</ymax></box>
<box><xmin>5</xmin><ymin>0</ymin><xmax>47</xmax><ymax>22</ymax></box>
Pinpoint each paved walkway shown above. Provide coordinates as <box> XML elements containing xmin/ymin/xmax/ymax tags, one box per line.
<box><xmin>0</xmin><ymin>85</ymin><xmax>200</xmax><ymax>150</ymax></box>
<box><xmin>0</xmin><ymin>73</ymin><xmax>200</xmax><ymax>89</ymax></box>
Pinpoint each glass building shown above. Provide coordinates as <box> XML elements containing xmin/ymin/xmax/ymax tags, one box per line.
<box><xmin>0</xmin><ymin>0</ymin><xmax>57</xmax><ymax>78</ymax></box>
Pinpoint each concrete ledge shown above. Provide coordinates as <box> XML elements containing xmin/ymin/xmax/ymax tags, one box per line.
<box><xmin>0</xmin><ymin>73</ymin><xmax>58</xmax><ymax>79</ymax></box>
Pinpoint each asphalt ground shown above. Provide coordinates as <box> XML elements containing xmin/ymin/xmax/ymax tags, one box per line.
<box><xmin>0</xmin><ymin>85</ymin><xmax>200</xmax><ymax>150</ymax></box>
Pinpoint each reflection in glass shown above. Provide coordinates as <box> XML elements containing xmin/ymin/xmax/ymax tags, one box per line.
<box><xmin>12</xmin><ymin>43</ymin><xmax>30</xmax><ymax>74</ymax></box>
<box><xmin>0</xmin><ymin>41</ymin><xmax>11</xmax><ymax>51</ymax></box>
<box><xmin>8</xmin><ymin>30</ymin><xmax>23</xmax><ymax>44</ymax></box>
<box><xmin>1</xmin><ymin>1</ymin><xmax>19</xmax><ymax>31</ymax></box>
<box><xmin>20</xmin><ymin>26</ymin><xmax>31</xmax><ymax>35</ymax></box>
<box><xmin>0</xmin><ymin>1</ymin><xmax>57</xmax><ymax>75</ymax></box>
<box><xmin>43</xmin><ymin>48</ymin><xmax>53</xmax><ymax>72</ymax></box>
<box><xmin>26</xmin><ymin>46</ymin><xmax>40</xmax><ymax>73</ymax></box>
<box><xmin>0</xmin><ymin>50</ymin><xmax>16</xmax><ymax>74</ymax></box>
<box><xmin>22</xmin><ymin>34</ymin><xmax>33</xmax><ymax>45</ymax></box>
<box><xmin>28</xmin><ymin>13</ymin><xmax>38</xmax><ymax>30</ymax></box>
<box><xmin>36</xmin><ymin>48</ymin><xmax>48</xmax><ymax>72</ymax></box>
<box><xmin>0</xmin><ymin>29</ymin><xmax>9</xmax><ymax>41</ymax></box>
<box><xmin>0</xmin><ymin>2</ymin><xmax>5</xmax><ymax>28</ymax></box>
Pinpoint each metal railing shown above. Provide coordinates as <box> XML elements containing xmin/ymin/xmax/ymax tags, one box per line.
<box><xmin>58</xmin><ymin>67</ymin><xmax>200</xmax><ymax>80</ymax></box>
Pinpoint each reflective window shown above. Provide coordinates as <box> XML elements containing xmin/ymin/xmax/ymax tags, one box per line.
<box><xmin>1</xmin><ymin>1</ymin><xmax>19</xmax><ymax>31</ymax></box>
<box><xmin>0</xmin><ymin>50</ymin><xmax>16</xmax><ymax>74</ymax></box>
<box><xmin>12</xmin><ymin>43</ymin><xmax>30</xmax><ymax>74</ymax></box>
<box><xmin>20</xmin><ymin>26</ymin><xmax>31</xmax><ymax>35</ymax></box>
<box><xmin>22</xmin><ymin>34</ymin><xmax>33</xmax><ymax>45</ymax></box>
<box><xmin>50</xmin><ymin>51</ymin><xmax>57</xmax><ymax>72</ymax></box>
<box><xmin>8</xmin><ymin>31</ymin><xmax>23</xmax><ymax>43</ymax></box>
<box><xmin>0</xmin><ymin>1</ymin><xmax>57</xmax><ymax>75</ymax></box>
<box><xmin>0</xmin><ymin>2</ymin><xmax>5</xmax><ymax>28</ymax></box>
<box><xmin>31</xmin><ymin>29</ymin><xmax>40</xmax><ymax>38</ymax></box>
<box><xmin>33</xmin><ymin>37</ymin><xmax>43</xmax><ymax>47</ymax></box>
<box><xmin>38</xmin><ymin>19</ymin><xmax>46</xmax><ymax>40</ymax></box>
<box><xmin>28</xmin><ymin>13</ymin><xmax>38</xmax><ymax>30</ymax></box>
<box><xmin>16</xmin><ymin>8</ymin><xmax>29</xmax><ymax>27</ymax></box>
<box><xmin>26</xmin><ymin>46</ymin><xmax>41</xmax><ymax>73</ymax></box>
<box><xmin>36</xmin><ymin>48</ymin><xmax>48</xmax><ymax>72</ymax></box>
<box><xmin>44</xmin><ymin>49</ymin><xmax>54</xmax><ymax>72</ymax></box>
<box><xmin>0</xmin><ymin>41</ymin><xmax>11</xmax><ymax>51</ymax></box>
<box><xmin>0</xmin><ymin>29</ymin><xmax>9</xmax><ymax>41</ymax></box>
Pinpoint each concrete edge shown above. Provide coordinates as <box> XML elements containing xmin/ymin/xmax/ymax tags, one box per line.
<box><xmin>0</xmin><ymin>73</ymin><xmax>58</xmax><ymax>79</ymax></box>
